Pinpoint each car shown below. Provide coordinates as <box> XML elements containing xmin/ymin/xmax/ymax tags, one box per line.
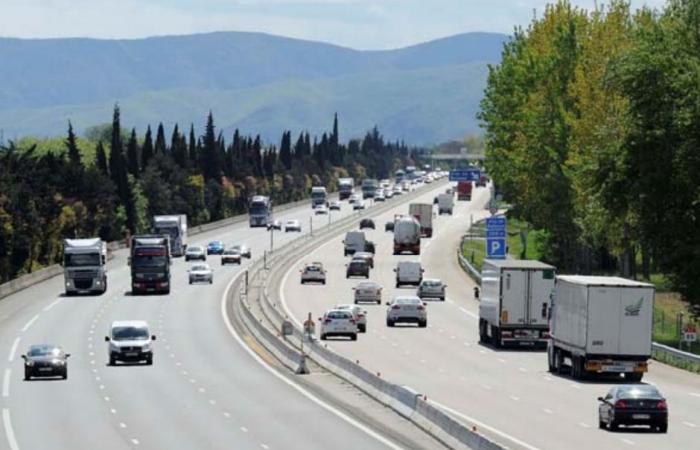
<box><xmin>364</xmin><ymin>240</ymin><xmax>376</xmax><ymax>254</ymax></box>
<box><xmin>386</xmin><ymin>296</ymin><xmax>427</xmax><ymax>327</ymax></box>
<box><xmin>353</xmin><ymin>200</ymin><xmax>366</xmax><ymax>210</ymax></box>
<box><xmin>301</xmin><ymin>262</ymin><xmax>326</xmax><ymax>284</ymax></box>
<box><xmin>185</xmin><ymin>245</ymin><xmax>206</xmax><ymax>261</ymax></box>
<box><xmin>22</xmin><ymin>344</ymin><xmax>70</xmax><ymax>380</ymax></box>
<box><xmin>375</xmin><ymin>193</ymin><xmax>385</xmax><ymax>202</ymax></box>
<box><xmin>384</xmin><ymin>189</ymin><xmax>394</xmax><ymax>199</ymax></box>
<box><xmin>231</xmin><ymin>244</ymin><xmax>251</xmax><ymax>259</ymax></box>
<box><xmin>314</xmin><ymin>205</ymin><xmax>328</xmax><ymax>215</ymax></box>
<box><xmin>207</xmin><ymin>240</ymin><xmax>225</xmax><ymax>255</ymax></box>
<box><xmin>348</xmin><ymin>194</ymin><xmax>360</xmax><ymax>204</ymax></box>
<box><xmin>346</xmin><ymin>259</ymin><xmax>370</xmax><ymax>278</ymax></box>
<box><xmin>329</xmin><ymin>201</ymin><xmax>341</xmax><ymax>211</ymax></box>
<box><xmin>267</xmin><ymin>220</ymin><xmax>282</xmax><ymax>231</ymax></box>
<box><xmin>417</xmin><ymin>278</ymin><xmax>446</xmax><ymax>301</ymax></box>
<box><xmin>188</xmin><ymin>263</ymin><xmax>213</xmax><ymax>284</ymax></box>
<box><xmin>433</xmin><ymin>196</ymin><xmax>439</xmax><ymax>204</ymax></box>
<box><xmin>105</xmin><ymin>321</ymin><xmax>155</xmax><ymax>365</ymax></box>
<box><xmin>359</xmin><ymin>218</ymin><xmax>375</xmax><ymax>230</ymax></box>
<box><xmin>221</xmin><ymin>248</ymin><xmax>242</xmax><ymax>265</ymax></box>
<box><xmin>394</xmin><ymin>261</ymin><xmax>424</xmax><ymax>287</ymax></box>
<box><xmin>393</xmin><ymin>186</ymin><xmax>403</xmax><ymax>195</ymax></box>
<box><xmin>285</xmin><ymin>219</ymin><xmax>302</xmax><ymax>232</ymax></box>
<box><xmin>385</xmin><ymin>221</ymin><xmax>395</xmax><ymax>232</ymax></box>
<box><xmin>598</xmin><ymin>385</ymin><xmax>668</xmax><ymax>433</ymax></box>
<box><xmin>319</xmin><ymin>309</ymin><xmax>358</xmax><ymax>341</ymax></box>
<box><xmin>335</xmin><ymin>304</ymin><xmax>367</xmax><ymax>332</ymax></box>
<box><xmin>353</xmin><ymin>281</ymin><xmax>382</xmax><ymax>305</ymax></box>
<box><xmin>352</xmin><ymin>251</ymin><xmax>374</xmax><ymax>268</ymax></box>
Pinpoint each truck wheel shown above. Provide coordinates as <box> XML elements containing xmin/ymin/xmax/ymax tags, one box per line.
<box><xmin>419</xmin><ymin>320</ymin><xmax>427</xmax><ymax>328</ymax></box>
<box><xmin>492</xmin><ymin>327</ymin><xmax>501</xmax><ymax>348</ymax></box>
<box><xmin>571</xmin><ymin>356</ymin><xmax>581</xmax><ymax>379</ymax></box>
<box><xmin>479</xmin><ymin>320</ymin><xmax>489</xmax><ymax>343</ymax></box>
<box><xmin>320</xmin><ymin>334</ymin><xmax>327</xmax><ymax>341</ymax></box>
<box><xmin>24</xmin><ymin>368</ymin><xmax>31</xmax><ymax>381</ymax></box>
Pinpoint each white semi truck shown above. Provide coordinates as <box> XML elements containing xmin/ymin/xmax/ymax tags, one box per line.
<box><xmin>152</xmin><ymin>215</ymin><xmax>188</xmax><ymax>256</ymax></box>
<box><xmin>548</xmin><ymin>276</ymin><xmax>654</xmax><ymax>381</ymax></box>
<box><xmin>437</xmin><ymin>193</ymin><xmax>454</xmax><ymax>215</ymax></box>
<box><xmin>338</xmin><ymin>178</ymin><xmax>355</xmax><ymax>200</ymax></box>
<box><xmin>479</xmin><ymin>259</ymin><xmax>556</xmax><ymax>348</ymax></box>
<box><xmin>408</xmin><ymin>203</ymin><xmax>434</xmax><ymax>237</ymax></box>
<box><xmin>311</xmin><ymin>186</ymin><xmax>328</xmax><ymax>208</ymax></box>
<box><xmin>63</xmin><ymin>238</ymin><xmax>108</xmax><ymax>295</ymax></box>
<box><xmin>393</xmin><ymin>215</ymin><xmax>421</xmax><ymax>255</ymax></box>
<box><xmin>249</xmin><ymin>195</ymin><xmax>271</xmax><ymax>227</ymax></box>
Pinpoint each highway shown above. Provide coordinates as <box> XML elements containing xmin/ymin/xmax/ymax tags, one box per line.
<box><xmin>0</xmin><ymin>195</ymin><xmax>428</xmax><ymax>450</ymax></box>
<box><xmin>279</xmin><ymin>182</ymin><xmax>700</xmax><ymax>450</ymax></box>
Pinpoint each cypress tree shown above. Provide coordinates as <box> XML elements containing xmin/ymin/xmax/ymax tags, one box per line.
<box><xmin>154</xmin><ymin>123</ymin><xmax>167</xmax><ymax>155</ymax></box>
<box><xmin>280</xmin><ymin>131</ymin><xmax>292</xmax><ymax>170</ymax></box>
<box><xmin>201</xmin><ymin>112</ymin><xmax>221</xmax><ymax>181</ymax></box>
<box><xmin>126</xmin><ymin>128</ymin><xmax>140</xmax><ymax>178</ymax></box>
<box><xmin>188</xmin><ymin>124</ymin><xmax>198</xmax><ymax>169</ymax></box>
<box><xmin>65</xmin><ymin>121</ymin><xmax>83</xmax><ymax>169</ymax></box>
<box><xmin>141</xmin><ymin>125</ymin><xmax>154</xmax><ymax>169</ymax></box>
<box><xmin>95</xmin><ymin>141</ymin><xmax>109</xmax><ymax>176</ymax></box>
<box><xmin>108</xmin><ymin>104</ymin><xmax>128</xmax><ymax>202</ymax></box>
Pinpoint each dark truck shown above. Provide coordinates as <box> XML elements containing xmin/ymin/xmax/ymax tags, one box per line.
<box><xmin>129</xmin><ymin>235</ymin><xmax>171</xmax><ymax>295</ymax></box>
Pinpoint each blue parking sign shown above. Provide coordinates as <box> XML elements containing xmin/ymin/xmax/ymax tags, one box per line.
<box><xmin>486</xmin><ymin>238</ymin><xmax>506</xmax><ymax>259</ymax></box>
<box><xmin>486</xmin><ymin>217</ymin><xmax>507</xmax><ymax>259</ymax></box>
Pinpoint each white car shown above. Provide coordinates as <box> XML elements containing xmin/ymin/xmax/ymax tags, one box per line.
<box><xmin>285</xmin><ymin>220</ymin><xmax>302</xmax><ymax>232</ymax></box>
<box><xmin>231</xmin><ymin>244</ymin><xmax>251</xmax><ymax>258</ymax></box>
<box><xmin>386</xmin><ymin>296</ymin><xmax>427</xmax><ymax>328</ymax></box>
<box><xmin>353</xmin><ymin>200</ymin><xmax>366</xmax><ymax>210</ymax></box>
<box><xmin>329</xmin><ymin>201</ymin><xmax>341</xmax><ymax>211</ymax></box>
<box><xmin>393</xmin><ymin>186</ymin><xmax>403</xmax><ymax>195</ymax></box>
<box><xmin>319</xmin><ymin>309</ymin><xmax>358</xmax><ymax>341</ymax></box>
<box><xmin>375</xmin><ymin>193</ymin><xmax>385</xmax><ymax>202</ymax></box>
<box><xmin>384</xmin><ymin>188</ymin><xmax>394</xmax><ymax>199</ymax></box>
<box><xmin>105</xmin><ymin>320</ymin><xmax>155</xmax><ymax>365</ymax></box>
<box><xmin>335</xmin><ymin>304</ymin><xmax>367</xmax><ymax>333</ymax></box>
<box><xmin>185</xmin><ymin>245</ymin><xmax>206</xmax><ymax>261</ymax></box>
<box><xmin>188</xmin><ymin>263</ymin><xmax>213</xmax><ymax>284</ymax></box>
<box><xmin>221</xmin><ymin>248</ymin><xmax>242</xmax><ymax>265</ymax></box>
<box><xmin>300</xmin><ymin>262</ymin><xmax>326</xmax><ymax>284</ymax></box>
<box><xmin>314</xmin><ymin>205</ymin><xmax>328</xmax><ymax>215</ymax></box>
<box><xmin>353</xmin><ymin>281</ymin><xmax>382</xmax><ymax>305</ymax></box>
<box><xmin>348</xmin><ymin>194</ymin><xmax>360</xmax><ymax>204</ymax></box>
<box><xmin>417</xmin><ymin>278</ymin><xmax>446</xmax><ymax>301</ymax></box>
<box><xmin>394</xmin><ymin>261</ymin><xmax>424</xmax><ymax>287</ymax></box>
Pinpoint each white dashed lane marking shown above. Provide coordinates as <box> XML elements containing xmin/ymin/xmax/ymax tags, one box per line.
<box><xmin>2</xmin><ymin>369</ymin><xmax>11</xmax><ymax>397</ymax></box>
<box><xmin>42</xmin><ymin>298</ymin><xmax>62</xmax><ymax>312</ymax></box>
<box><xmin>682</xmin><ymin>421</ymin><xmax>697</xmax><ymax>428</ymax></box>
<box><xmin>21</xmin><ymin>315</ymin><xmax>39</xmax><ymax>332</ymax></box>
<box><xmin>7</xmin><ymin>338</ymin><xmax>20</xmax><ymax>363</ymax></box>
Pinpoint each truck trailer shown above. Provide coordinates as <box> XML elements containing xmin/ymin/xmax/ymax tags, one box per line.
<box><xmin>63</xmin><ymin>238</ymin><xmax>108</xmax><ymax>295</ymax></box>
<box><xmin>548</xmin><ymin>276</ymin><xmax>654</xmax><ymax>381</ymax></box>
<box><xmin>457</xmin><ymin>181</ymin><xmax>472</xmax><ymax>201</ymax></box>
<box><xmin>393</xmin><ymin>215</ymin><xmax>421</xmax><ymax>255</ymax></box>
<box><xmin>437</xmin><ymin>193</ymin><xmax>454</xmax><ymax>215</ymax></box>
<box><xmin>152</xmin><ymin>215</ymin><xmax>188</xmax><ymax>256</ymax></box>
<box><xmin>479</xmin><ymin>259</ymin><xmax>556</xmax><ymax>348</ymax></box>
<box><xmin>408</xmin><ymin>203</ymin><xmax>434</xmax><ymax>238</ymax></box>
<box><xmin>129</xmin><ymin>235</ymin><xmax>171</xmax><ymax>295</ymax></box>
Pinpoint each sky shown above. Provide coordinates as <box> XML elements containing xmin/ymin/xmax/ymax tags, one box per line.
<box><xmin>1</xmin><ymin>0</ymin><xmax>668</xmax><ymax>50</ymax></box>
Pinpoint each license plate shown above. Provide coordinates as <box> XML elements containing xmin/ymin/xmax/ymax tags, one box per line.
<box><xmin>125</xmin><ymin>352</ymin><xmax>138</xmax><ymax>357</ymax></box>
<box><xmin>39</xmin><ymin>367</ymin><xmax>53</xmax><ymax>372</ymax></box>
<box><xmin>632</xmin><ymin>414</ymin><xmax>650</xmax><ymax>420</ymax></box>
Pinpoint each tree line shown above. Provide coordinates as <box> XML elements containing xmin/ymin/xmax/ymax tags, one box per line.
<box><xmin>0</xmin><ymin>107</ymin><xmax>414</xmax><ymax>282</ymax></box>
<box><xmin>480</xmin><ymin>0</ymin><xmax>700</xmax><ymax>312</ymax></box>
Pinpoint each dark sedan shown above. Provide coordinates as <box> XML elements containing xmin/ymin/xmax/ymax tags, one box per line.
<box><xmin>207</xmin><ymin>240</ymin><xmax>225</xmax><ymax>255</ymax></box>
<box><xmin>598</xmin><ymin>385</ymin><xmax>668</xmax><ymax>433</ymax></box>
<box><xmin>346</xmin><ymin>260</ymin><xmax>370</xmax><ymax>278</ymax></box>
<box><xmin>22</xmin><ymin>344</ymin><xmax>70</xmax><ymax>380</ymax></box>
<box><xmin>359</xmin><ymin>218</ymin><xmax>375</xmax><ymax>230</ymax></box>
<box><xmin>385</xmin><ymin>221</ymin><xmax>394</xmax><ymax>232</ymax></box>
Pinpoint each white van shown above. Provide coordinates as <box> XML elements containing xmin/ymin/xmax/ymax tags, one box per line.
<box><xmin>394</xmin><ymin>261</ymin><xmax>424</xmax><ymax>287</ymax></box>
<box><xmin>105</xmin><ymin>320</ymin><xmax>156</xmax><ymax>366</ymax></box>
<box><xmin>343</xmin><ymin>231</ymin><xmax>366</xmax><ymax>256</ymax></box>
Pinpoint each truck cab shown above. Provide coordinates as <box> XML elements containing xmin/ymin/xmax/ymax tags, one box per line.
<box><xmin>129</xmin><ymin>236</ymin><xmax>171</xmax><ymax>295</ymax></box>
<box><xmin>63</xmin><ymin>238</ymin><xmax>108</xmax><ymax>295</ymax></box>
<box><xmin>343</xmin><ymin>231</ymin><xmax>366</xmax><ymax>256</ymax></box>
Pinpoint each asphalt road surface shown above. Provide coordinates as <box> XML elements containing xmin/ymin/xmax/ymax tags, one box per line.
<box><xmin>280</xmin><ymin>182</ymin><xmax>700</xmax><ymax>450</ymax></box>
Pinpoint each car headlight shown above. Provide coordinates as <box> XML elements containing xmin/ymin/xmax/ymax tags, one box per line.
<box><xmin>26</xmin><ymin>361</ymin><xmax>35</xmax><ymax>367</ymax></box>
<box><xmin>141</xmin><ymin>344</ymin><xmax>151</xmax><ymax>352</ymax></box>
<box><xmin>52</xmin><ymin>359</ymin><xmax>65</xmax><ymax>366</ymax></box>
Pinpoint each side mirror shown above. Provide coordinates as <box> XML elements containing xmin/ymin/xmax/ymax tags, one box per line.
<box><xmin>104</xmin><ymin>336</ymin><xmax>110</xmax><ymax>342</ymax></box>
<box><xmin>385</xmin><ymin>302</ymin><xmax>391</xmax><ymax>306</ymax></box>
<box><xmin>318</xmin><ymin>317</ymin><xmax>323</xmax><ymax>322</ymax></box>
<box><xmin>151</xmin><ymin>335</ymin><xmax>157</xmax><ymax>341</ymax></box>
<box><xmin>597</xmin><ymin>397</ymin><xmax>605</xmax><ymax>402</ymax></box>
<box><xmin>65</xmin><ymin>354</ymin><xmax>71</xmax><ymax>358</ymax></box>
<box><xmin>20</xmin><ymin>355</ymin><xmax>26</xmax><ymax>360</ymax></box>
<box><xmin>393</xmin><ymin>268</ymin><xmax>397</xmax><ymax>272</ymax></box>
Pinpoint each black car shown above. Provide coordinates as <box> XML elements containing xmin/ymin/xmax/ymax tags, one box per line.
<box><xmin>359</xmin><ymin>219</ymin><xmax>375</xmax><ymax>230</ymax></box>
<box><xmin>364</xmin><ymin>241</ymin><xmax>376</xmax><ymax>254</ymax></box>
<box><xmin>598</xmin><ymin>385</ymin><xmax>668</xmax><ymax>433</ymax></box>
<box><xmin>346</xmin><ymin>260</ymin><xmax>370</xmax><ymax>278</ymax></box>
<box><xmin>22</xmin><ymin>344</ymin><xmax>70</xmax><ymax>380</ymax></box>
<box><xmin>385</xmin><ymin>221</ymin><xmax>394</xmax><ymax>232</ymax></box>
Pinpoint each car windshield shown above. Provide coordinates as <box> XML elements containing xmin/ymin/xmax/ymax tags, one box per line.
<box><xmin>28</xmin><ymin>346</ymin><xmax>61</xmax><ymax>357</ymax></box>
<box><xmin>224</xmin><ymin>250</ymin><xmax>239</xmax><ymax>255</ymax></box>
<box><xmin>154</xmin><ymin>225</ymin><xmax>179</xmax><ymax>240</ymax></box>
<box><xmin>64</xmin><ymin>253</ymin><xmax>101</xmax><ymax>267</ymax></box>
<box><xmin>112</xmin><ymin>326</ymin><xmax>149</xmax><ymax>341</ymax></box>
<box><xmin>358</xmin><ymin>282</ymin><xmax>377</xmax><ymax>289</ymax></box>
<box><xmin>191</xmin><ymin>265</ymin><xmax>208</xmax><ymax>271</ymax></box>
<box><xmin>327</xmin><ymin>311</ymin><xmax>352</xmax><ymax>319</ymax></box>
<box><xmin>187</xmin><ymin>246</ymin><xmax>203</xmax><ymax>253</ymax></box>
<box><xmin>133</xmin><ymin>255</ymin><xmax>167</xmax><ymax>268</ymax></box>
<box><xmin>397</xmin><ymin>298</ymin><xmax>420</xmax><ymax>305</ymax></box>
<box><xmin>209</xmin><ymin>241</ymin><xmax>223</xmax><ymax>248</ymax></box>
<box><xmin>617</xmin><ymin>386</ymin><xmax>662</xmax><ymax>399</ymax></box>
<box><xmin>423</xmin><ymin>280</ymin><xmax>441</xmax><ymax>287</ymax></box>
<box><xmin>250</xmin><ymin>205</ymin><xmax>268</xmax><ymax>215</ymax></box>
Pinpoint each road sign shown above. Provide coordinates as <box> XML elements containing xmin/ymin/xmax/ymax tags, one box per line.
<box><xmin>486</xmin><ymin>217</ymin><xmax>507</xmax><ymax>259</ymax></box>
<box><xmin>683</xmin><ymin>324</ymin><xmax>697</xmax><ymax>343</ymax></box>
<box><xmin>449</xmin><ymin>169</ymin><xmax>481</xmax><ymax>182</ymax></box>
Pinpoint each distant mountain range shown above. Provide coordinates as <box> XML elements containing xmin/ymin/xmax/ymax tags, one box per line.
<box><xmin>0</xmin><ymin>31</ymin><xmax>507</xmax><ymax>145</ymax></box>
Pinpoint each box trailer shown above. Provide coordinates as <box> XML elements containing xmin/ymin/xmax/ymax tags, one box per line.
<box><xmin>479</xmin><ymin>259</ymin><xmax>556</xmax><ymax>348</ymax></box>
<box><xmin>548</xmin><ymin>276</ymin><xmax>654</xmax><ymax>381</ymax></box>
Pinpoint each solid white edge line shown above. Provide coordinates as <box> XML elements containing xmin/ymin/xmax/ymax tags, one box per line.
<box><xmin>429</xmin><ymin>400</ymin><xmax>541</xmax><ymax>450</ymax></box>
<box><xmin>20</xmin><ymin>315</ymin><xmax>39</xmax><ymax>333</ymax></box>
<box><xmin>8</xmin><ymin>338</ymin><xmax>20</xmax><ymax>363</ymax></box>
<box><xmin>42</xmin><ymin>298</ymin><xmax>62</xmax><ymax>312</ymax></box>
<box><xmin>2</xmin><ymin>408</ymin><xmax>19</xmax><ymax>450</ymax></box>
<box><xmin>221</xmin><ymin>271</ymin><xmax>404</xmax><ymax>450</ymax></box>
<box><xmin>2</xmin><ymin>369</ymin><xmax>10</xmax><ymax>397</ymax></box>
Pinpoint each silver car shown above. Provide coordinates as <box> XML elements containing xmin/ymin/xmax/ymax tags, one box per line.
<box><xmin>353</xmin><ymin>281</ymin><xmax>382</xmax><ymax>304</ymax></box>
<box><xmin>314</xmin><ymin>205</ymin><xmax>328</xmax><ymax>215</ymax></box>
<box><xmin>386</xmin><ymin>296</ymin><xmax>427</xmax><ymax>328</ymax></box>
<box><xmin>335</xmin><ymin>304</ymin><xmax>367</xmax><ymax>333</ymax></box>
<box><xmin>185</xmin><ymin>245</ymin><xmax>206</xmax><ymax>261</ymax></box>
<box><xmin>231</xmin><ymin>244</ymin><xmax>251</xmax><ymax>259</ymax></box>
<box><xmin>300</xmin><ymin>262</ymin><xmax>326</xmax><ymax>285</ymax></box>
<box><xmin>417</xmin><ymin>278</ymin><xmax>446</xmax><ymax>301</ymax></box>
<box><xmin>329</xmin><ymin>201</ymin><xmax>341</xmax><ymax>211</ymax></box>
<box><xmin>285</xmin><ymin>220</ymin><xmax>302</xmax><ymax>232</ymax></box>
<box><xmin>188</xmin><ymin>263</ymin><xmax>213</xmax><ymax>284</ymax></box>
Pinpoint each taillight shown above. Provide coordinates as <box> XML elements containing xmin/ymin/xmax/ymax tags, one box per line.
<box><xmin>615</xmin><ymin>400</ymin><xmax>627</xmax><ymax>409</ymax></box>
<box><xmin>656</xmin><ymin>401</ymin><xmax>667</xmax><ymax>410</ymax></box>
<box><xmin>417</xmin><ymin>305</ymin><xmax>425</xmax><ymax>310</ymax></box>
<box><xmin>324</xmin><ymin>319</ymin><xmax>332</xmax><ymax>324</ymax></box>
<box><xmin>391</xmin><ymin>305</ymin><xmax>401</xmax><ymax>310</ymax></box>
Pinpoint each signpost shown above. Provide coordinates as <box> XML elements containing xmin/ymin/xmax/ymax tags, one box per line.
<box><xmin>486</xmin><ymin>217</ymin><xmax>507</xmax><ymax>259</ymax></box>
<box><xmin>682</xmin><ymin>324</ymin><xmax>697</xmax><ymax>351</ymax></box>
<box><xmin>449</xmin><ymin>169</ymin><xmax>481</xmax><ymax>182</ymax></box>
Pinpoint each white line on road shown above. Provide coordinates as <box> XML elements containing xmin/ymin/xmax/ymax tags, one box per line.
<box><xmin>240</xmin><ymin>427</ymin><xmax>248</xmax><ymax>433</ymax></box>
<box><xmin>458</xmin><ymin>307</ymin><xmax>478</xmax><ymax>319</ymax></box>
<box><xmin>223</xmin><ymin>412</ymin><xmax>231</xmax><ymax>418</ymax></box>
<box><xmin>578</xmin><ymin>422</ymin><xmax>590</xmax><ymax>428</ymax></box>
<box><xmin>620</xmin><ymin>438</ymin><xmax>634</xmax><ymax>445</ymax></box>
<box><xmin>119</xmin><ymin>422</ymin><xmax>127</xmax><ymax>428</ymax></box>
<box><xmin>2</xmin><ymin>408</ymin><xmax>19</xmax><ymax>450</ymax></box>
<box><xmin>569</xmin><ymin>384</ymin><xmax>582</xmax><ymax>390</ymax></box>
<box><xmin>261</xmin><ymin>444</ymin><xmax>270</xmax><ymax>449</ymax></box>
<box><xmin>21</xmin><ymin>315</ymin><xmax>39</xmax><ymax>332</ymax></box>
<box><xmin>509</xmin><ymin>396</ymin><xmax>520</xmax><ymax>401</ymax></box>
<box><xmin>2</xmin><ymin>370</ymin><xmax>10</xmax><ymax>397</ymax></box>
<box><xmin>42</xmin><ymin>298</ymin><xmax>62</xmax><ymax>312</ymax></box>
<box><xmin>8</xmin><ymin>338</ymin><xmax>20</xmax><ymax>362</ymax></box>
<box><xmin>682</xmin><ymin>421</ymin><xmax>697</xmax><ymax>428</ymax></box>
<box><xmin>131</xmin><ymin>438</ymin><xmax>139</xmax><ymax>445</ymax></box>
<box><xmin>690</xmin><ymin>392</ymin><xmax>700</xmax><ymax>398</ymax></box>
<box><xmin>222</xmin><ymin>271</ymin><xmax>406</xmax><ymax>450</ymax></box>
<box><xmin>543</xmin><ymin>409</ymin><xmax>553</xmax><ymax>415</ymax></box>
<box><xmin>431</xmin><ymin>400</ymin><xmax>541</xmax><ymax>450</ymax></box>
